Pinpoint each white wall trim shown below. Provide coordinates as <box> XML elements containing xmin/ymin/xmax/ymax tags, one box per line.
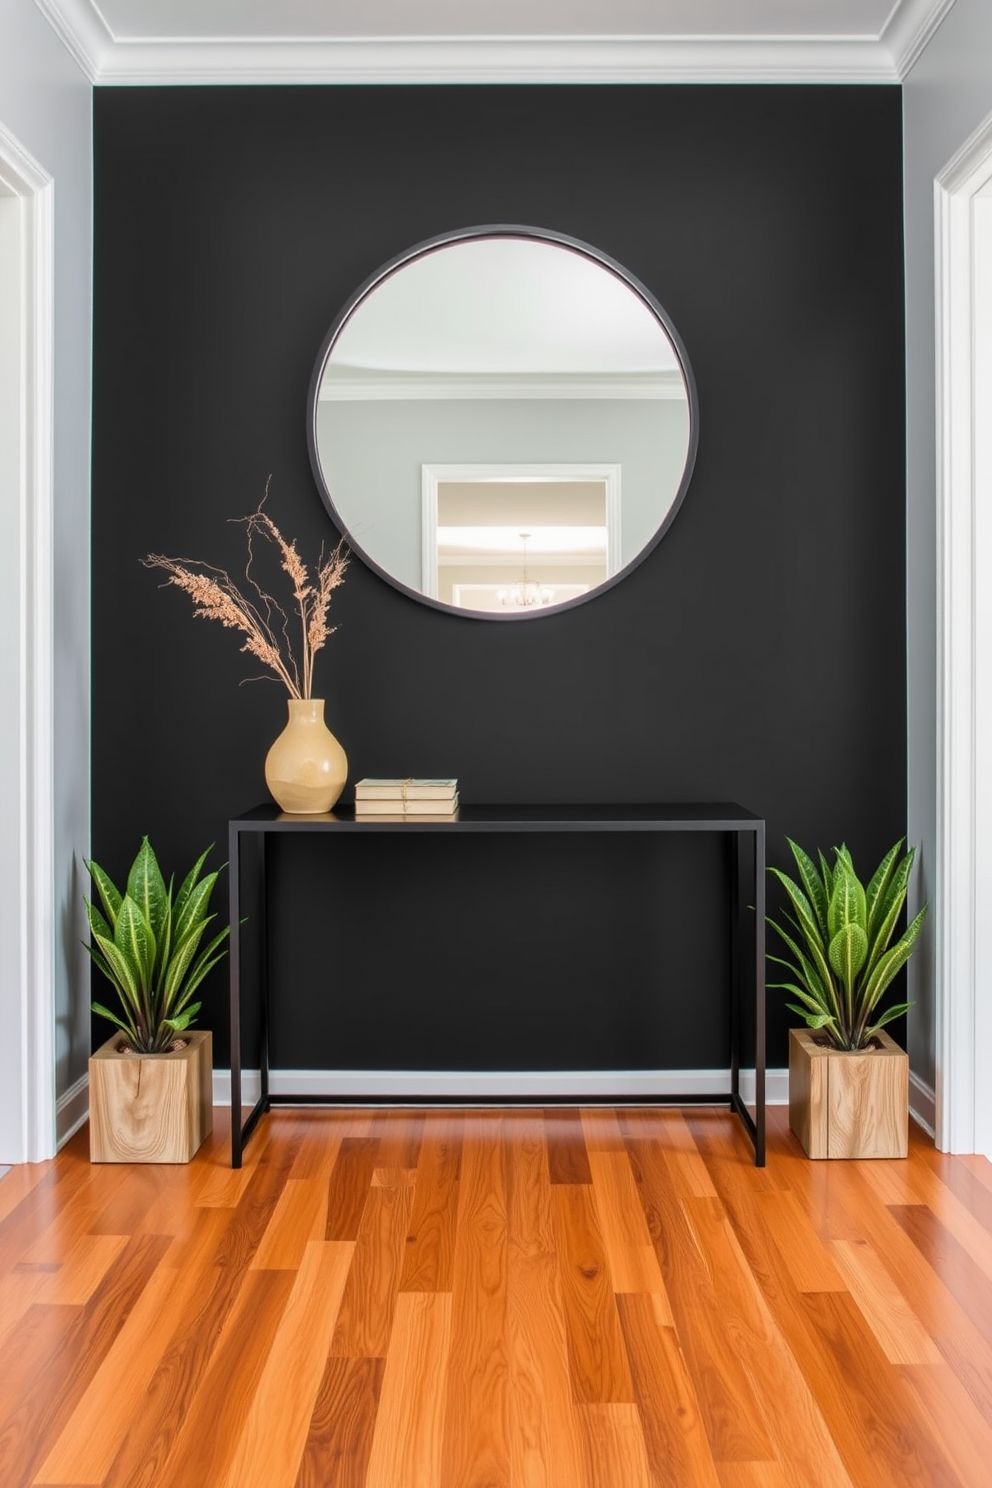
<box><xmin>319</xmin><ymin>372</ymin><xmax>688</xmax><ymax>402</ymax></box>
<box><xmin>934</xmin><ymin>108</ymin><xmax>992</xmax><ymax>1155</ymax></box>
<box><xmin>32</xmin><ymin>0</ymin><xmax>111</xmax><ymax>83</ymax></box>
<box><xmin>883</xmin><ymin>0</ymin><xmax>957</xmax><ymax>78</ymax></box>
<box><xmin>910</xmin><ymin>1070</ymin><xmax>937</xmax><ymax>1138</ymax></box>
<box><xmin>214</xmin><ymin>1066</ymin><xmax>790</xmax><ymax>1106</ymax></box>
<box><xmin>30</xmin><ymin>8</ymin><xmax>902</xmax><ymax>86</ymax></box>
<box><xmin>56</xmin><ymin>1072</ymin><xmax>89</xmax><ymax>1147</ymax></box>
<box><xmin>0</xmin><ymin>122</ymin><xmax>56</xmax><ymax>1165</ymax></box>
<box><xmin>34</xmin><ymin>0</ymin><xmax>959</xmax><ymax>84</ymax></box>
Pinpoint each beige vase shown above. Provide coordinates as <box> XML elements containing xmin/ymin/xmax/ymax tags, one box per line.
<box><xmin>264</xmin><ymin>698</ymin><xmax>347</xmax><ymax>814</ymax></box>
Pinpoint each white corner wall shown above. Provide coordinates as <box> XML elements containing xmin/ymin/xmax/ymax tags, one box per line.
<box><xmin>0</xmin><ymin>0</ymin><xmax>92</xmax><ymax>1142</ymax></box>
<box><xmin>904</xmin><ymin>0</ymin><xmax>992</xmax><ymax>1096</ymax></box>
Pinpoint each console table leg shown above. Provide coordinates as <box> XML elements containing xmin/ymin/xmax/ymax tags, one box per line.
<box><xmin>229</xmin><ymin>822</ymin><xmax>243</xmax><ymax>1169</ymax></box>
<box><xmin>754</xmin><ymin>819</ymin><xmax>766</xmax><ymax>1167</ymax></box>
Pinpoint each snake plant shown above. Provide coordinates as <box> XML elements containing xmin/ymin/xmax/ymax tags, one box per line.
<box><xmin>85</xmin><ymin>837</ymin><xmax>229</xmax><ymax>1053</ymax></box>
<box><xmin>767</xmin><ymin>837</ymin><xmax>926</xmax><ymax>1052</ymax></box>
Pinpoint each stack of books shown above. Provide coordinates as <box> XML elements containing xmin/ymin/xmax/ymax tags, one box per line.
<box><xmin>353</xmin><ymin>778</ymin><xmax>459</xmax><ymax>820</ymax></box>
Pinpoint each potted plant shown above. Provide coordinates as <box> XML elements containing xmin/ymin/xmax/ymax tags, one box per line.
<box><xmin>768</xmin><ymin>836</ymin><xmax>926</xmax><ymax>1158</ymax></box>
<box><xmin>85</xmin><ymin>836</ymin><xmax>229</xmax><ymax>1162</ymax></box>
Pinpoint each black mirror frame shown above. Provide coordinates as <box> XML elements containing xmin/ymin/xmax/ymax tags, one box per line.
<box><xmin>306</xmin><ymin>224</ymin><xmax>700</xmax><ymax>621</ymax></box>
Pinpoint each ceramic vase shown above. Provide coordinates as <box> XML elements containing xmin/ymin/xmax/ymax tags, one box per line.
<box><xmin>264</xmin><ymin>698</ymin><xmax>347</xmax><ymax>814</ymax></box>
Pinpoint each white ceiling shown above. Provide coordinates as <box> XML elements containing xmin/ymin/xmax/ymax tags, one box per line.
<box><xmin>34</xmin><ymin>0</ymin><xmax>956</xmax><ymax>84</ymax></box>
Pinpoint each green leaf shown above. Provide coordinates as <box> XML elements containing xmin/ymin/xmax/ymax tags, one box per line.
<box><xmin>171</xmin><ymin>924</ymin><xmax>230</xmax><ymax>1013</ymax></box>
<box><xmin>767</xmin><ymin>910</ymin><xmax>842</xmax><ymax>1028</ymax></box>
<box><xmin>83</xmin><ymin>898</ymin><xmax>113</xmax><ymax>944</ymax></box>
<box><xmin>855</xmin><ymin>906</ymin><xmax>928</xmax><ymax>1035</ymax></box>
<box><xmin>160</xmin><ymin>918</ymin><xmax>211</xmax><ymax>1014</ymax></box>
<box><xmin>827</xmin><ymin>860</ymin><xmax>867</xmax><ymax>939</ymax></box>
<box><xmin>173</xmin><ymin>845</ymin><xmax>213</xmax><ymax>928</ymax></box>
<box><xmin>785</xmin><ymin>1005</ymin><xmax>835</xmax><ymax>1030</ymax></box>
<box><xmin>176</xmin><ymin>949</ymin><xmax>228</xmax><ymax>1005</ymax></box>
<box><xmin>863</xmin><ymin>1002</ymin><xmax>913</xmax><ymax>1040</ymax></box>
<box><xmin>173</xmin><ymin>872</ymin><xmax>219</xmax><ymax>946</ymax></box>
<box><xmin>786</xmin><ymin>838</ymin><xmax>829</xmax><ymax>938</ymax></box>
<box><xmin>85</xmin><ymin>859</ymin><xmax>122</xmax><ymax>930</ymax></box>
<box><xmin>769</xmin><ymin>981</ymin><xmax>833</xmax><ymax>1018</ymax></box>
<box><xmin>164</xmin><ymin>1003</ymin><xmax>201</xmax><ymax>1034</ymax></box>
<box><xmin>818</xmin><ymin>849</ymin><xmax>835</xmax><ymax>901</ymax></box>
<box><xmin>126</xmin><ymin>836</ymin><xmax>170</xmax><ymax>953</ymax></box>
<box><xmin>114</xmin><ymin>896</ymin><xmax>156</xmax><ymax>1000</ymax></box>
<box><xmin>90</xmin><ymin>1000</ymin><xmax>136</xmax><ymax>1038</ymax></box>
<box><xmin>91</xmin><ymin>931</ymin><xmax>142</xmax><ymax>1017</ymax></box>
<box><xmin>865</xmin><ymin>851</ymin><xmax>915</xmax><ymax>966</ymax></box>
<box><xmin>864</xmin><ymin>840</ymin><xmax>903</xmax><ymax>943</ymax></box>
<box><xmin>828</xmin><ymin>922</ymin><xmax>869</xmax><ymax>987</ymax></box>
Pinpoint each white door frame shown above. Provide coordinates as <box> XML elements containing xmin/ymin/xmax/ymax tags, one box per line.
<box><xmin>420</xmin><ymin>462</ymin><xmax>621</xmax><ymax>599</ymax></box>
<box><xmin>0</xmin><ymin>121</ymin><xmax>55</xmax><ymax>1164</ymax></box>
<box><xmin>935</xmin><ymin>108</ymin><xmax>992</xmax><ymax>1155</ymax></box>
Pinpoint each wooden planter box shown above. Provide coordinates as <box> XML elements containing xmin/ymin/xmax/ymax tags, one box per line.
<box><xmin>789</xmin><ymin>1026</ymin><xmax>908</xmax><ymax>1159</ymax></box>
<box><xmin>88</xmin><ymin>1030</ymin><xmax>212</xmax><ymax>1163</ymax></box>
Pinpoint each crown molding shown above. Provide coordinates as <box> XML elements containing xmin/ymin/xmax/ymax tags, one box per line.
<box><xmin>32</xmin><ymin>0</ymin><xmax>110</xmax><ymax>83</ymax></box>
<box><xmin>32</xmin><ymin>0</ymin><xmax>954</xmax><ymax>85</ymax></box>
<box><xmin>882</xmin><ymin>0</ymin><xmax>956</xmax><ymax>77</ymax></box>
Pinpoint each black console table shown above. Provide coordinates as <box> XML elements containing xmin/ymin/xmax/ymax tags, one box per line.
<box><xmin>228</xmin><ymin>802</ymin><xmax>766</xmax><ymax>1167</ymax></box>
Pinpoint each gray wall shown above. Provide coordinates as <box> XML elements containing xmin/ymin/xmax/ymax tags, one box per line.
<box><xmin>0</xmin><ymin>0</ymin><xmax>92</xmax><ymax>1122</ymax></box>
<box><xmin>318</xmin><ymin>396</ymin><xmax>690</xmax><ymax>590</ymax></box>
<box><xmin>904</xmin><ymin>0</ymin><xmax>992</xmax><ymax>1088</ymax></box>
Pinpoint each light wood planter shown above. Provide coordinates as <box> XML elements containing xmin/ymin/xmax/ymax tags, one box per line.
<box><xmin>88</xmin><ymin>1030</ymin><xmax>213</xmax><ymax>1163</ymax></box>
<box><xmin>789</xmin><ymin>1026</ymin><xmax>908</xmax><ymax>1159</ymax></box>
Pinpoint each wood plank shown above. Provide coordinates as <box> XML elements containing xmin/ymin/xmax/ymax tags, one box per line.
<box><xmin>98</xmin><ymin>1157</ymin><xmax>295</xmax><ymax>1488</ymax></box>
<box><xmin>756</xmin><ymin>1190</ymin><xmax>847</xmax><ymax>1293</ymax></box>
<box><xmin>576</xmin><ymin>1403</ymin><xmax>653</xmax><ymax>1488</ymax></box>
<box><xmin>716</xmin><ymin>1464</ymin><xmax>794</xmax><ymax>1488</ymax></box>
<box><xmin>218</xmin><ymin>1240</ymin><xmax>354</xmax><ymax>1488</ymax></box>
<box><xmin>545</xmin><ymin>1109</ymin><xmax>592</xmax><ymax>1185</ymax></box>
<box><xmin>399</xmin><ymin>1113</ymin><xmax>461</xmax><ymax>1293</ymax></box>
<box><xmin>830</xmin><ymin>1237</ymin><xmax>943</xmax><ymax>1365</ymax></box>
<box><xmin>624</xmin><ymin>1143</ymin><xmax>773</xmax><ymax>1462</ymax></box>
<box><xmin>617</xmin><ymin>1292</ymin><xmax>723</xmax><ymax>1488</ymax></box>
<box><xmin>579</xmin><ymin>1109</ymin><xmax>627</xmax><ymax>1154</ymax></box>
<box><xmin>550</xmin><ymin>1184</ymin><xmax>634</xmax><ymax>1405</ymax></box>
<box><xmin>37</xmin><ymin>1234</ymin><xmax>129</xmax><ymax>1306</ymax></box>
<box><xmin>372</xmin><ymin>1110</ymin><xmax>425</xmax><ymax>1170</ymax></box>
<box><xmin>506</xmin><ymin>1113</ymin><xmax>585</xmax><ymax>1488</ymax></box>
<box><xmin>899</xmin><ymin>1359</ymin><xmax>992</xmax><ymax>1488</ymax></box>
<box><xmin>331</xmin><ymin>1184</ymin><xmax>414</xmax><ymax>1358</ymax></box>
<box><xmin>440</xmin><ymin>1115</ymin><xmax>510</xmax><ymax>1488</ymax></box>
<box><xmin>366</xmin><ymin>1292</ymin><xmax>451</xmax><ymax>1488</ymax></box>
<box><xmin>788</xmin><ymin>1289</ymin><xmax>968</xmax><ymax>1488</ymax></box>
<box><xmin>890</xmin><ymin>1204</ymin><xmax>992</xmax><ymax>1352</ymax></box>
<box><xmin>251</xmin><ymin>1178</ymin><xmax>327</xmax><ymax>1271</ymax></box>
<box><xmin>0</xmin><ymin>1233</ymin><xmax>171</xmax><ymax>1488</ymax></box>
<box><xmin>0</xmin><ymin>1162</ymin><xmax>53</xmax><ymax>1225</ymax></box>
<box><xmin>143</xmin><ymin>1268</ymin><xmax>295</xmax><ymax>1488</ymax></box>
<box><xmin>586</xmin><ymin>1150</ymin><xmax>668</xmax><ymax>1301</ymax></box>
<box><xmin>294</xmin><ymin>1356</ymin><xmax>384</xmax><ymax>1488</ymax></box>
<box><xmin>324</xmin><ymin>1136</ymin><xmax>380</xmax><ymax>1242</ymax></box>
<box><xmin>34</xmin><ymin>1217</ymin><xmax>233</xmax><ymax>1486</ymax></box>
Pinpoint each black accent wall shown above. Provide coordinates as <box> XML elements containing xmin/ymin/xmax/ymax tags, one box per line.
<box><xmin>92</xmin><ymin>85</ymin><xmax>906</xmax><ymax>1071</ymax></box>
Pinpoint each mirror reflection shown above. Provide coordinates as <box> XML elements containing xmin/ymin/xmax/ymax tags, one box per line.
<box><xmin>308</xmin><ymin>230</ymin><xmax>697</xmax><ymax>618</ymax></box>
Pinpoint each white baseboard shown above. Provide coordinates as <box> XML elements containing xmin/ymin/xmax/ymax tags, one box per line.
<box><xmin>56</xmin><ymin>1072</ymin><xmax>89</xmax><ymax>1148</ymax></box>
<box><xmin>214</xmin><ymin>1067</ymin><xmax>790</xmax><ymax>1107</ymax></box>
<box><xmin>910</xmin><ymin>1071</ymin><xmax>936</xmax><ymax>1138</ymax></box>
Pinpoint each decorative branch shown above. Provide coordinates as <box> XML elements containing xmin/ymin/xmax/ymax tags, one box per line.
<box><xmin>143</xmin><ymin>481</ymin><xmax>349</xmax><ymax>700</ymax></box>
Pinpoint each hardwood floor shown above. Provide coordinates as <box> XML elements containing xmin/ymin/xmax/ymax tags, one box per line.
<box><xmin>2</xmin><ymin>1104</ymin><xmax>992</xmax><ymax>1486</ymax></box>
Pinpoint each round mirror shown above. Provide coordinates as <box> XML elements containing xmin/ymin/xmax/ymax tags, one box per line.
<box><xmin>307</xmin><ymin>226</ymin><xmax>698</xmax><ymax>619</ymax></box>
